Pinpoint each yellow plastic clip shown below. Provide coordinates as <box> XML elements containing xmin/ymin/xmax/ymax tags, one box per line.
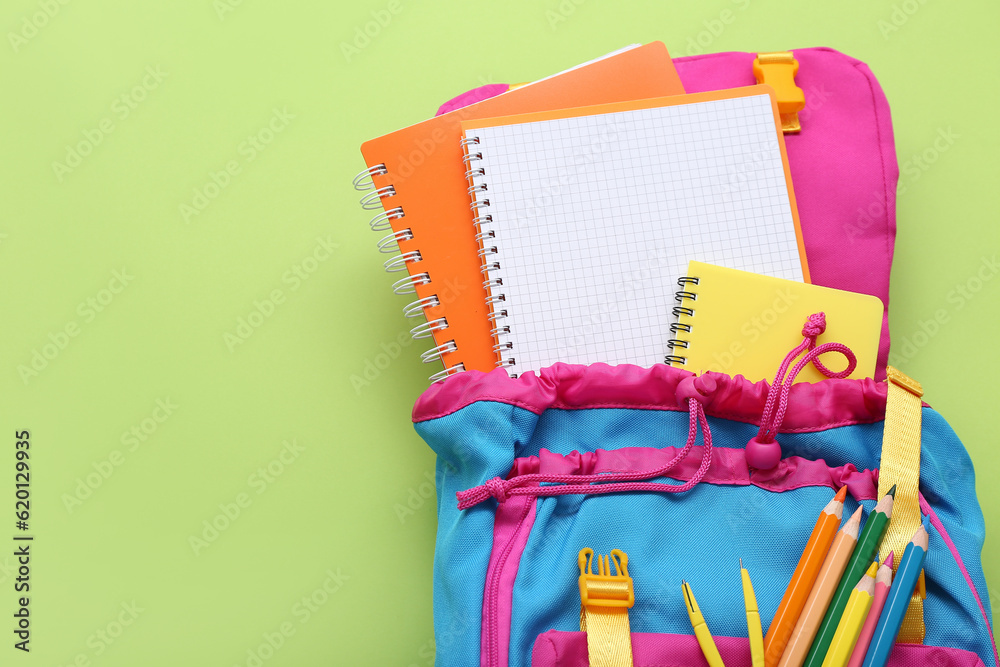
<box><xmin>578</xmin><ymin>548</ymin><xmax>634</xmax><ymax>609</ymax></box>
<box><xmin>752</xmin><ymin>51</ymin><xmax>805</xmax><ymax>133</ymax></box>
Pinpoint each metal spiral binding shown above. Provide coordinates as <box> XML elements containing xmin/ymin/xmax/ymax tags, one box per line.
<box><xmin>410</xmin><ymin>317</ymin><xmax>448</xmax><ymax>340</ymax></box>
<box><xmin>392</xmin><ymin>272</ymin><xmax>431</xmax><ymax>295</ymax></box>
<box><xmin>420</xmin><ymin>340</ymin><xmax>457</xmax><ymax>363</ymax></box>
<box><xmin>360</xmin><ymin>185</ymin><xmax>396</xmax><ymax>210</ymax></box>
<box><xmin>429</xmin><ymin>363</ymin><xmax>465</xmax><ymax>383</ymax></box>
<box><xmin>354</xmin><ymin>161</ymin><xmax>466</xmax><ymax>384</ymax></box>
<box><xmin>369</xmin><ymin>207</ymin><xmax>404</xmax><ymax>232</ymax></box>
<box><xmin>402</xmin><ymin>295</ymin><xmax>439</xmax><ymax>318</ymax></box>
<box><xmin>665</xmin><ymin>276</ymin><xmax>700</xmax><ymax>366</ymax></box>
<box><xmin>353</xmin><ymin>164</ymin><xmax>387</xmax><ymax>191</ymax></box>
<box><xmin>377</xmin><ymin>228</ymin><xmax>413</xmax><ymax>254</ymax></box>
<box><xmin>462</xmin><ymin>133</ymin><xmax>516</xmax><ymax>375</ymax></box>
<box><xmin>384</xmin><ymin>251</ymin><xmax>422</xmax><ymax>273</ymax></box>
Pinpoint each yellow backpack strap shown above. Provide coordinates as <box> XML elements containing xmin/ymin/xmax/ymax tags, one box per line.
<box><xmin>579</xmin><ymin>548</ymin><xmax>635</xmax><ymax>666</ymax></box>
<box><xmin>877</xmin><ymin>366</ymin><xmax>926</xmax><ymax>642</ymax></box>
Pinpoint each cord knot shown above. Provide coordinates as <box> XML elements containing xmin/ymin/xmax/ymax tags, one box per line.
<box><xmin>484</xmin><ymin>477</ymin><xmax>507</xmax><ymax>503</ymax></box>
<box><xmin>802</xmin><ymin>312</ymin><xmax>826</xmax><ymax>338</ymax></box>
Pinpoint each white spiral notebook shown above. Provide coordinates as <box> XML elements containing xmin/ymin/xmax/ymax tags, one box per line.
<box><xmin>461</xmin><ymin>85</ymin><xmax>809</xmax><ymax>377</ymax></box>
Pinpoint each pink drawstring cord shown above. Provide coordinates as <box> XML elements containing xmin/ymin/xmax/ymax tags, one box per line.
<box><xmin>456</xmin><ymin>397</ymin><xmax>714</xmax><ymax>510</ymax></box>
<box><xmin>745</xmin><ymin>312</ymin><xmax>857</xmax><ymax>470</ymax></box>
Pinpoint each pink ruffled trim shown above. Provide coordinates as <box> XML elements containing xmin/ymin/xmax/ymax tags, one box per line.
<box><xmin>413</xmin><ymin>363</ymin><xmax>889</xmax><ymax>432</ymax></box>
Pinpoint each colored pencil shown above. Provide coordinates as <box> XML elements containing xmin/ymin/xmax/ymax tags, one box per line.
<box><xmin>765</xmin><ymin>487</ymin><xmax>847</xmax><ymax>667</ymax></box>
<box><xmin>846</xmin><ymin>553</ymin><xmax>894</xmax><ymax>667</ymax></box>
<box><xmin>683</xmin><ymin>580</ymin><xmax>726</xmax><ymax>667</ymax></box>
<box><xmin>777</xmin><ymin>506</ymin><xmax>863</xmax><ymax>667</ymax></box>
<box><xmin>861</xmin><ymin>519</ymin><xmax>930</xmax><ymax>667</ymax></box>
<box><xmin>742</xmin><ymin>560</ymin><xmax>765</xmax><ymax>667</ymax></box>
<box><xmin>804</xmin><ymin>487</ymin><xmax>895</xmax><ymax>667</ymax></box>
<box><xmin>820</xmin><ymin>562</ymin><xmax>877</xmax><ymax>667</ymax></box>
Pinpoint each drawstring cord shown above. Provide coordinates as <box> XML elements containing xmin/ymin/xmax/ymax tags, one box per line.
<box><xmin>456</xmin><ymin>397</ymin><xmax>713</xmax><ymax>510</ymax></box>
<box><xmin>456</xmin><ymin>313</ymin><xmax>859</xmax><ymax>507</ymax></box>
<box><xmin>745</xmin><ymin>312</ymin><xmax>857</xmax><ymax>469</ymax></box>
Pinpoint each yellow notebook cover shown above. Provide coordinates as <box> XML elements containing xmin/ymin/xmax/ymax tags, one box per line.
<box><xmin>669</xmin><ymin>261</ymin><xmax>883</xmax><ymax>383</ymax></box>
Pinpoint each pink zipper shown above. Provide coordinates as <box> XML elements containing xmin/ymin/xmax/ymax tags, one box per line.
<box><xmin>483</xmin><ymin>497</ymin><xmax>533</xmax><ymax>667</ymax></box>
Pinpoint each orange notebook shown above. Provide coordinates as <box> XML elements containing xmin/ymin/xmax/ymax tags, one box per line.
<box><xmin>357</xmin><ymin>43</ymin><xmax>684</xmax><ymax>380</ymax></box>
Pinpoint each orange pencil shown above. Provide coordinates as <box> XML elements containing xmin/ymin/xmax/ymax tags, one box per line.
<box><xmin>765</xmin><ymin>487</ymin><xmax>847</xmax><ymax>667</ymax></box>
<box><xmin>777</xmin><ymin>507</ymin><xmax>864</xmax><ymax>667</ymax></box>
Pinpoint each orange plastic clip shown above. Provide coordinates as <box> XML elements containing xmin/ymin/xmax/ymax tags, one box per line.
<box><xmin>578</xmin><ymin>548</ymin><xmax>634</xmax><ymax>609</ymax></box>
<box><xmin>753</xmin><ymin>51</ymin><xmax>805</xmax><ymax>133</ymax></box>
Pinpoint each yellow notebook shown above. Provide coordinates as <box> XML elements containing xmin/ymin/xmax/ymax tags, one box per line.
<box><xmin>667</xmin><ymin>261</ymin><xmax>883</xmax><ymax>382</ymax></box>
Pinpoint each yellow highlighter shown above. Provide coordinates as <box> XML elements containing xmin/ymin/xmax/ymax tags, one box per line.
<box><xmin>820</xmin><ymin>562</ymin><xmax>877</xmax><ymax>667</ymax></box>
<box><xmin>683</xmin><ymin>580</ymin><xmax>726</xmax><ymax>667</ymax></box>
<box><xmin>741</xmin><ymin>560</ymin><xmax>765</xmax><ymax>667</ymax></box>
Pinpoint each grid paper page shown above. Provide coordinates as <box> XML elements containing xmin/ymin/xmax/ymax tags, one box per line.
<box><xmin>467</xmin><ymin>93</ymin><xmax>802</xmax><ymax>376</ymax></box>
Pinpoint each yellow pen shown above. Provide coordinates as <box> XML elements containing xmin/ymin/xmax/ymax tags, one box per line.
<box><xmin>683</xmin><ymin>580</ymin><xmax>726</xmax><ymax>667</ymax></box>
<box><xmin>742</xmin><ymin>560</ymin><xmax>765</xmax><ymax>667</ymax></box>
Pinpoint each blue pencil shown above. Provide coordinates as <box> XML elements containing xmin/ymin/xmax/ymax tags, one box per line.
<box><xmin>860</xmin><ymin>517</ymin><xmax>930</xmax><ymax>667</ymax></box>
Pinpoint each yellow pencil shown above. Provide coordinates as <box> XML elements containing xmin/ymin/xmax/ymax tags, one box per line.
<box><xmin>820</xmin><ymin>562</ymin><xmax>877</xmax><ymax>667</ymax></box>
<box><xmin>742</xmin><ymin>560</ymin><xmax>765</xmax><ymax>667</ymax></box>
<box><xmin>684</xmin><ymin>580</ymin><xmax>726</xmax><ymax>667</ymax></box>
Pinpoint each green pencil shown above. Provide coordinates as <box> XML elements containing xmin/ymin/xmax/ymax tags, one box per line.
<box><xmin>802</xmin><ymin>485</ymin><xmax>895</xmax><ymax>667</ymax></box>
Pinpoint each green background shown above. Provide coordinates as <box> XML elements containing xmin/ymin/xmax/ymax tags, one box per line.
<box><xmin>1</xmin><ymin>0</ymin><xmax>996</xmax><ymax>664</ymax></box>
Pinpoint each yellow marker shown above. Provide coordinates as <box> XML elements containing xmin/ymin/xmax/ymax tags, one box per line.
<box><xmin>742</xmin><ymin>560</ymin><xmax>765</xmax><ymax>667</ymax></box>
<box><xmin>820</xmin><ymin>563</ymin><xmax>877</xmax><ymax>667</ymax></box>
<box><xmin>683</xmin><ymin>580</ymin><xmax>726</xmax><ymax>667</ymax></box>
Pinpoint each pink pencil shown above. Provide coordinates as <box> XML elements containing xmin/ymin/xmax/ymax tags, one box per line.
<box><xmin>846</xmin><ymin>552</ymin><xmax>895</xmax><ymax>667</ymax></box>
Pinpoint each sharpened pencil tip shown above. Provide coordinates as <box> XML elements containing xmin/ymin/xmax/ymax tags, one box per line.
<box><xmin>887</xmin><ymin>484</ymin><xmax>897</xmax><ymax>497</ymax></box>
<box><xmin>834</xmin><ymin>486</ymin><xmax>847</xmax><ymax>502</ymax></box>
<box><xmin>740</xmin><ymin>558</ymin><xmax>744</xmax><ymax>569</ymax></box>
<box><xmin>921</xmin><ymin>514</ymin><xmax>930</xmax><ymax>530</ymax></box>
<box><xmin>886</xmin><ymin>551</ymin><xmax>895</xmax><ymax>568</ymax></box>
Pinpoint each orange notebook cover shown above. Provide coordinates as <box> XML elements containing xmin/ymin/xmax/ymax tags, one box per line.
<box><xmin>358</xmin><ymin>42</ymin><xmax>684</xmax><ymax>379</ymax></box>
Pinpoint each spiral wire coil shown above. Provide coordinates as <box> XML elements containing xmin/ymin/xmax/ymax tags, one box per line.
<box><xmin>462</xmin><ymin>135</ymin><xmax>516</xmax><ymax>375</ymax></box>
<box><xmin>355</xmin><ymin>160</ymin><xmax>464</xmax><ymax>381</ymax></box>
<box><xmin>664</xmin><ymin>276</ymin><xmax>700</xmax><ymax>366</ymax></box>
